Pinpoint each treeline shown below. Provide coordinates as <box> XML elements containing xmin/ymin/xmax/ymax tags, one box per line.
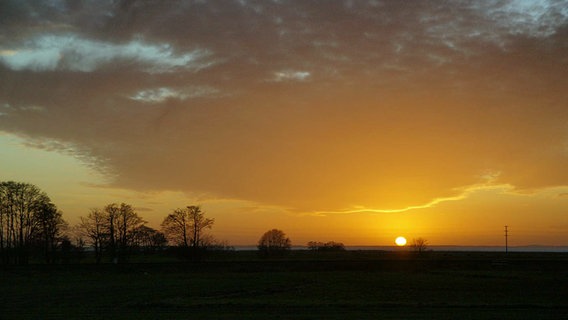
<box><xmin>78</xmin><ymin>203</ymin><xmax>160</xmax><ymax>264</ymax></box>
<box><xmin>1</xmin><ymin>181</ymin><xmax>357</xmax><ymax>264</ymax></box>
<box><xmin>0</xmin><ymin>181</ymin><xmax>67</xmax><ymax>264</ymax></box>
<box><xmin>78</xmin><ymin>203</ymin><xmax>221</xmax><ymax>263</ymax></box>
<box><xmin>307</xmin><ymin>241</ymin><xmax>346</xmax><ymax>252</ymax></box>
<box><xmin>0</xmin><ymin>181</ymin><xmax>227</xmax><ymax>264</ymax></box>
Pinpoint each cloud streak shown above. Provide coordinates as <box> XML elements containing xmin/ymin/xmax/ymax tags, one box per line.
<box><xmin>271</xmin><ymin>70</ymin><xmax>311</xmax><ymax>82</ymax></box>
<box><xmin>0</xmin><ymin>34</ymin><xmax>211</xmax><ymax>73</ymax></box>
<box><xmin>313</xmin><ymin>181</ymin><xmax>517</xmax><ymax>215</ymax></box>
<box><xmin>129</xmin><ymin>86</ymin><xmax>220</xmax><ymax>103</ymax></box>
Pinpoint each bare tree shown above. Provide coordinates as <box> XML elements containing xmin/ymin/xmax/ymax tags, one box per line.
<box><xmin>105</xmin><ymin>203</ymin><xmax>145</xmax><ymax>262</ymax></box>
<box><xmin>34</xmin><ymin>202</ymin><xmax>67</xmax><ymax>264</ymax></box>
<box><xmin>105</xmin><ymin>203</ymin><xmax>119</xmax><ymax>261</ymax></box>
<box><xmin>258</xmin><ymin>229</ymin><xmax>291</xmax><ymax>255</ymax></box>
<box><xmin>161</xmin><ymin>206</ymin><xmax>214</xmax><ymax>250</ymax></box>
<box><xmin>76</xmin><ymin>204</ymin><xmax>144</xmax><ymax>263</ymax></box>
<box><xmin>0</xmin><ymin>181</ymin><xmax>58</xmax><ymax>264</ymax></box>
<box><xmin>188</xmin><ymin>206</ymin><xmax>214</xmax><ymax>250</ymax></box>
<box><xmin>411</xmin><ymin>237</ymin><xmax>428</xmax><ymax>253</ymax></box>
<box><xmin>77</xmin><ymin>209</ymin><xmax>107</xmax><ymax>263</ymax></box>
<box><xmin>161</xmin><ymin>208</ymin><xmax>191</xmax><ymax>248</ymax></box>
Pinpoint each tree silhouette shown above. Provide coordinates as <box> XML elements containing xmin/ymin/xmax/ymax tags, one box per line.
<box><xmin>187</xmin><ymin>206</ymin><xmax>215</xmax><ymax>250</ymax></box>
<box><xmin>34</xmin><ymin>202</ymin><xmax>67</xmax><ymax>263</ymax></box>
<box><xmin>104</xmin><ymin>203</ymin><xmax>145</xmax><ymax>263</ymax></box>
<box><xmin>77</xmin><ymin>209</ymin><xmax>107</xmax><ymax>263</ymax></box>
<box><xmin>0</xmin><ymin>181</ymin><xmax>64</xmax><ymax>264</ymax></box>
<box><xmin>411</xmin><ymin>237</ymin><xmax>428</xmax><ymax>254</ymax></box>
<box><xmin>132</xmin><ymin>225</ymin><xmax>167</xmax><ymax>253</ymax></box>
<box><xmin>258</xmin><ymin>229</ymin><xmax>291</xmax><ymax>256</ymax></box>
<box><xmin>78</xmin><ymin>203</ymin><xmax>145</xmax><ymax>263</ymax></box>
<box><xmin>161</xmin><ymin>208</ymin><xmax>191</xmax><ymax>247</ymax></box>
<box><xmin>161</xmin><ymin>206</ymin><xmax>214</xmax><ymax>258</ymax></box>
<box><xmin>307</xmin><ymin>241</ymin><xmax>345</xmax><ymax>252</ymax></box>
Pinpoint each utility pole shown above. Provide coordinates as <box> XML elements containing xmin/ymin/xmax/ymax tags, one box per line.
<box><xmin>504</xmin><ymin>226</ymin><xmax>509</xmax><ymax>254</ymax></box>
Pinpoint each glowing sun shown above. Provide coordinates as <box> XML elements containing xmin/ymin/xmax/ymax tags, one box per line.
<box><xmin>395</xmin><ymin>236</ymin><xmax>407</xmax><ymax>246</ymax></box>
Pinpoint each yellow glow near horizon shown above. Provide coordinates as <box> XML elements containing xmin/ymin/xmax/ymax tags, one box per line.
<box><xmin>3</xmin><ymin>130</ymin><xmax>568</xmax><ymax>246</ymax></box>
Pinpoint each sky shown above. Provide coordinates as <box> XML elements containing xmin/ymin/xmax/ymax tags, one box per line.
<box><xmin>1</xmin><ymin>0</ymin><xmax>568</xmax><ymax>246</ymax></box>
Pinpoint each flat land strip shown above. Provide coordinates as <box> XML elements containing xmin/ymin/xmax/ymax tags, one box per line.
<box><xmin>1</xmin><ymin>251</ymin><xmax>567</xmax><ymax>319</ymax></box>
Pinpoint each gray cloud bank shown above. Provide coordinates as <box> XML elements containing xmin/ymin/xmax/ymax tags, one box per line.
<box><xmin>1</xmin><ymin>0</ymin><xmax>568</xmax><ymax>212</ymax></box>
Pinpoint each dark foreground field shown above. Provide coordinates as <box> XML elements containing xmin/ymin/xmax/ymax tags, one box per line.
<box><xmin>1</xmin><ymin>251</ymin><xmax>568</xmax><ymax>319</ymax></box>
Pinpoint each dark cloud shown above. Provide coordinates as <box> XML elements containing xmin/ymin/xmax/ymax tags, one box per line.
<box><xmin>1</xmin><ymin>0</ymin><xmax>568</xmax><ymax>213</ymax></box>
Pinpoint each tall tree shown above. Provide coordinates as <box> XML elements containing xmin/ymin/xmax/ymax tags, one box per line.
<box><xmin>161</xmin><ymin>208</ymin><xmax>191</xmax><ymax>247</ymax></box>
<box><xmin>105</xmin><ymin>203</ymin><xmax>119</xmax><ymax>261</ymax></box>
<box><xmin>0</xmin><ymin>181</ymin><xmax>60</xmax><ymax>264</ymax></box>
<box><xmin>34</xmin><ymin>202</ymin><xmax>67</xmax><ymax>263</ymax></box>
<box><xmin>188</xmin><ymin>206</ymin><xmax>215</xmax><ymax>250</ymax></box>
<box><xmin>104</xmin><ymin>203</ymin><xmax>145</xmax><ymax>262</ymax></box>
<box><xmin>161</xmin><ymin>206</ymin><xmax>214</xmax><ymax>251</ymax></box>
<box><xmin>77</xmin><ymin>209</ymin><xmax>107</xmax><ymax>264</ymax></box>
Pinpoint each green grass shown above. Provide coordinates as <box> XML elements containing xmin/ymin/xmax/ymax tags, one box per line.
<box><xmin>1</xmin><ymin>252</ymin><xmax>568</xmax><ymax>319</ymax></box>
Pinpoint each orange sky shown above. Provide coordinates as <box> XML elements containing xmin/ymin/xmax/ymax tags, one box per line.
<box><xmin>1</xmin><ymin>1</ymin><xmax>568</xmax><ymax>246</ymax></box>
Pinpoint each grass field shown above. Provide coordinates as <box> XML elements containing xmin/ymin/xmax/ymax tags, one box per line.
<box><xmin>1</xmin><ymin>251</ymin><xmax>568</xmax><ymax>319</ymax></box>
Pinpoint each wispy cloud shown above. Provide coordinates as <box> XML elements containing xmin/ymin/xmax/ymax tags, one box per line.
<box><xmin>475</xmin><ymin>0</ymin><xmax>568</xmax><ymax>38</ymax></box>
<box><xmin>271</xmin><ymin>70</ymin><xmax>311</xmax><ymax>82</ymax></box>
<box><xmin>0</xmin><ymin>103</ymin><xmax>45</xmax><ymax>115</ymax></box>
<box><xmin>0</xmin><ymin>34</ymin><xmax>212</xmax><ymax>73</ymax></box>
<box><xmin>129</xmin><ymin>86</ymin><xmax>220</xmax><ymax>103</ymax></box>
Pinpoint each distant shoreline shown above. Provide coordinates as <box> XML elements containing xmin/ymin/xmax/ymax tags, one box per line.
<box><xmin>233</xmin><ymin>245</ymin><xmax>568</xmax><ymax>252</ymax></box>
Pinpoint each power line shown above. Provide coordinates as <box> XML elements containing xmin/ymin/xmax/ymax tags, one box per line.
<box><xmin>504</xmin><ymin>225</ymin><xmax>509</xmax><ymax>254</ymax></box>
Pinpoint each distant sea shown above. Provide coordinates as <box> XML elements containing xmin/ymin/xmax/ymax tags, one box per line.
<box><xmin>234</xmin><ymin>245</ymin><xmax>568</xmax><ymax>252</ymax></box>
<box><xmin>346</xmin><ymin>246</ymin><xmax>568</xmax><ymax>252</ymax></box>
